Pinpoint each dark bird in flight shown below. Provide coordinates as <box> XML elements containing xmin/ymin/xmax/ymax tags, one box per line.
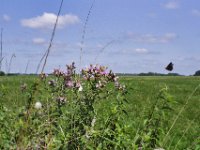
<box><xmin>165</xmin><ymin>62</ymin><xmax>173</xmax><ymax>71</ymax></box>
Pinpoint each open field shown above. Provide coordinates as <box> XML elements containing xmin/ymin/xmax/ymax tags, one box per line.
<box><xmin>2</xmin><ymin>0</ymin><xmax>200</xmax><ymax>149</ymax></box>
<box><xmin>0</xmin><ymin>75</ymin><xmax>200</xmax><ymax>149</ymax></box>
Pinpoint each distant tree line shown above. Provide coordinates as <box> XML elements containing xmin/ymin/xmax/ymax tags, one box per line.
<box><xmin>1</xmin><ymin>70</ymin><xmax>200</xmax><ymax>76</ymax></box>
<box><xmin>194</xmin><ymin>70</ymin><xmax>200</xmax><ymax>76</ymax></box>
<box><xmin>0</xmin><ymin>71</ymin><xmax>5</xmax><ymax>76</ymax></box>
<box><xmin>117</xmin><ymin>72</ymin><xmax>182</xmax><ymax>76</ymax></box>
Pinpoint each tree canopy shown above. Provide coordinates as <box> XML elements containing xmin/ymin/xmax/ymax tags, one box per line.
<box><xmin>194</xmin><ymin>70</ymin><xmax>200</xmax><ymax>76</ymax></box>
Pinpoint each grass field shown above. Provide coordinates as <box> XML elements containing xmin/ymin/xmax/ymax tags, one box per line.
<box><xmin>0</xmin><ymin>75</ymin><xmax>200</xmax><ymax>149</ymax></box>
<box><xmin>123</xmin><ymin>76</ymin><xmax>200</xmax><ymax>149</ymax></box>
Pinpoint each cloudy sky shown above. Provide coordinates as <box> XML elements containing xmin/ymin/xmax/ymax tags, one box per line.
<box><xmin>1</xmin><ymin>0</ymin><xmax>200</xmax><ymax>75</ymax></box>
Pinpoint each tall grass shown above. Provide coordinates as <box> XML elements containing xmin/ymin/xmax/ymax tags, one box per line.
<box><xmin>79</xmin><ymin>0</ymin><xmax>96</xmax><ymax>71</ymax></box>
<box><xmin>36</xmin><ymin>0</ymin><xmax>64</xmax><ymax>74</ymax></box>
<box><xmin>162</xmin><ymin>83</ymin><xmax>200</xmax><ymax>147</ymax></box>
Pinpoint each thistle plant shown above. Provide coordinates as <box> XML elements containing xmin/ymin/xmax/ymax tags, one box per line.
<box><xmin>9</xmin><ymin>62</ymin><xmax>128</xmax><ymax>149</ymax></box>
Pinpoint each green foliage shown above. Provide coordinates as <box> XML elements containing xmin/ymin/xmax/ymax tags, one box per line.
<box><xmin>0</xmin><ymin>72</ymin><xmax>199</xmax><ymax>149</ymax></box>
<box><xmin>194</xmin><ymin>70</ymin><xmax>200</xmax><ymax>76</ymax></box>
<box><xmin>134</xmin><ymin>86</ymin><xmax>175</xmax><ymax>149</ymax></box>
<box><xmin>0</xmin><ymin>70</ymin><xmax>5</xmax><ymax>76</ymax></box>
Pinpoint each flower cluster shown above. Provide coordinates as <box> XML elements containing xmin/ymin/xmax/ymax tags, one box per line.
<box><xmin>52</xmin><ymin>62</ymin><xmax>82</xmax><ymax>91</ymax></box>
<box><xmin>82</xmin><ymin>64</ymin><xmax>107</xmax><ymax>81</ymax></box>
<box><xmin>66</xmin><ymin>62</ymin><xmax>75</xmax><ymax>75</ymax></box>
<box><xmin>64</xmin><ymin>62</ymin><xmax>80</xmax><ymax>89</ymax></box>
<box><xmin>50</xmin><ymin>63</ymin><xmax>126</xmax><ymax>92</ymax></box>
<box><xmin>39</xmin><ymin>73</ymin><xmax>48</xmax><ymax>80</ymax></box>
<box><xmin>53</xmin><ymin>69</ymin><xmax>64</xmax><ymax>77</ymax></box>
<box><xmin>82</xmin><ymin>64</ymin><xmax>125</xmax><ymax>90</ymax></box>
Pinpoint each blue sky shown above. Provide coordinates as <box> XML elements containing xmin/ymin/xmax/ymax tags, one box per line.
<box><xmin>1</xmin><ymin>0</ymin><xmax>200</xmax><ymax>75</ymax></box>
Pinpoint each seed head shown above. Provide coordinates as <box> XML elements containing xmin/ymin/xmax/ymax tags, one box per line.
<box><xmin>35</xmin><ymin>102</ymin><xmax>42</xmax><ymax>109</ymax></box>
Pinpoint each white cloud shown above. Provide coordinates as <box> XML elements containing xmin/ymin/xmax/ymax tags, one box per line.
<box><xmin>32</xmin><ymin>38</ymin><xmax>46</xmax><ymax>45</ymax></box>
<box><xmin>163</xmin><ymin>1</ymin><xmax>179</xmax><ymax>9</ymax></box>
<box><xmin>135</xmin><ymin>48</ymin><xmax>148</xmax><ymax>54</ymax></box>
<box><xmin>21</xmin><ymin>12</ymin><xmax>80</xmax><ymax>29</ymax></box>
<box><xmin>126</xmin><ymin>32</ymin><xmax>177</xmax><ymax>43</ymax></box>
<box><xmin>3</xmin><ymin>14</ymin><xmax>11</xmax><ymax>21</ymax></box>
<box><xmin>192</xmin><ymin>9</ymin><xmax>200</xmax><ymax>16</ymax></box>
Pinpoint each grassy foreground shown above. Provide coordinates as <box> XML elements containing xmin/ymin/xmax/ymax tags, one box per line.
<box><xmin>0</xmin><ymin>75</ymin><xmax>200</xmax><ymax>149</ymax></box>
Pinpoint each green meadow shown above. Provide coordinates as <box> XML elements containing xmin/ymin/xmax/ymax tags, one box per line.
<box><xmin>0</xmin><ymin>75</ymin><xmax>200</xmax><ymax>149</ymax></box>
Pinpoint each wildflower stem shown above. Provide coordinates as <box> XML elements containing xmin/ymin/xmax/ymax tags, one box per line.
<box><xmin>94</xmin><ymin>40</ymin><xmax>115</xmax><ymax>63</ymax></box>
<box><xmin>0</xmin><ymin>28</ymin><xmax>3</xmax><ymax>71</ymax></box>
<box><xmin>40</xmin><ymin>0</ymin><xmax>64</xmax><ymax>74</ymax></box>
<box><xmin>79</xmin><ymin>0</ymin><xmax>95</xmax><ymax>73</ymax></box>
